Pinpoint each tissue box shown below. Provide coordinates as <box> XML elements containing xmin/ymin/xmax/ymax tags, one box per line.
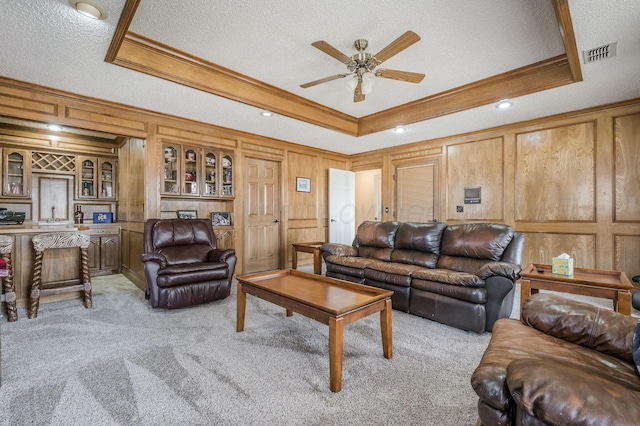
<box><xmin>552</xmin><ymin>257</ymin><xmax>574</xmax><ymax>275</ymax></box>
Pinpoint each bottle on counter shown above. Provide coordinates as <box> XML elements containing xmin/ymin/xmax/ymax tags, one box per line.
<box><xmin>74</xmin><ymin>205</ymin><xmax>84</xmax><ymax>224</ymax></box>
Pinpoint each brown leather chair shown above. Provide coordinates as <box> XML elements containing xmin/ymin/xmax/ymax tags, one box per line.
<box><xmin>141</xmin><ymin>219</ymin><xmax>236</xmax><ymax>309</ymax></box>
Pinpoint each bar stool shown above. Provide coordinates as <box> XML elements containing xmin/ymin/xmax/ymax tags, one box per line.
<box><xmin>0</xmin><ymin>235</ymin><xmax>16</xmax><ymax>322</ymax></box>
<box><xmin>28</xmin><ymin>232</ymin><xmax>92</xmax><ymax>319</ymax></box>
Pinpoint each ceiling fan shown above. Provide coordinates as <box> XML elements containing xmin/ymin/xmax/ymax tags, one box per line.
<box><xmin>300</xmin><ymin>31</ymin><xmax>425</xmax><ymax>103</ymax></box>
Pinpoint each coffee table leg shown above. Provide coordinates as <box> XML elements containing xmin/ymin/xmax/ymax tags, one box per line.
<box><xmin>236</xmin><ymin>282</ymin><xmax>246</xmax><ymax>332</ymax></box>
<box><xmin>380</xmin><ymin>299</ymin><xmax>392</xmax><ymax>359</ymax></box>
<box><xmin>329</xmin><ymin>316</ymin><xmax>344</xmax><ymax>392</ymax></box>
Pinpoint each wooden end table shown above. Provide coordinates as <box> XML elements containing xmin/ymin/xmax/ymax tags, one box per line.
<box><xmin>519</xmin><ymin>263</ymin><xmax>633</xmax><ymax>316</ymax></box>
<box><xmin>291</xmin><ymin>242</ymin><xmax>325</xmax><ymax>275</ymax></box>
<box><xmin>236</xmin><ymin>269</ymin><xmax>393</xmax><ymax>392</ymax></box>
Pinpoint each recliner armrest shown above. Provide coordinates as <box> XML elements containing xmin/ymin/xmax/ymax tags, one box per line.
<box><xmin>475</xmin><ymin>261</ymin><xmax>521</xmax><ymax>281</ymax></box>
<box><xmin>320</xmin><ymin>243</ymin><xmax>358</xmax><ymax>257</ymax></box>
<box><xmin>522</xmin><ymin>293</ymin><xmax>637</xmax><ymax>362</ymax></box>
<box><xmin>208</xmin><ymin>248</ymin><xmax>236</xmax><ymax>263</ymax></box>
<box><xmin>141</xmin><ymin>252</ymin><xmax>168</xmax><ymax>268</ymax></box>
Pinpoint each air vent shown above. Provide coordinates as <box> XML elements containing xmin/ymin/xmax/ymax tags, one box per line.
<box><xmin>583</xmin><ymin>41</ymin><xmax>617</xmax><ymax>64</ymax></box>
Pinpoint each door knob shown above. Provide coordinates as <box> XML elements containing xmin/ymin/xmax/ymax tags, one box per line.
<box><xmin>330</xmin><ymin>219</ymin><xmax>336</xmax><ymax>222</ymax></box>
<box><xmin>274</xmin><ymin>219</ymin><xmax>279</xmax><ymax>223</ymax></box>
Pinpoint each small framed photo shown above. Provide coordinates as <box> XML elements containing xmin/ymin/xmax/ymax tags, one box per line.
<box><xmin>93</xmin><ymin>212</ymin><xmax>113</xmax><ymax>223</ymax></box>
<box><xmin>176</xmin><ymin>210</ymin><xmax>197</xmax><ymax>219</ymax></box>
<box><xmin>211</xmin><ymin>212</ymin><xmax>232</xmax><ymax>226</ymax></box>
<box><xmin>296</xmin><ymin>177</ymin><xmax>311</xmax><ymax>192</ymax></box>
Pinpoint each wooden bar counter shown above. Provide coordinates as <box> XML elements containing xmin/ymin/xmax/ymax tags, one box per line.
<box><xmin>0</xmin><ymin>222</ymin><xmax>121</xmax><ymax>310</ymax></box>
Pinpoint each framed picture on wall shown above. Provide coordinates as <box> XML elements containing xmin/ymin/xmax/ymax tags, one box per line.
<box><xmin>211</xmin><ymin>212</ymin><xmax>232</xmax><ymax>226</ymax></box>
<box><xmin>176</xmin><ymin>210</ymin><xmax>197</xmax><ymax>219</ymax></box>
<box><xmin>296</xmin><ymin>177</ymin><xmax>311</xmax><ymax>192</ymax></box>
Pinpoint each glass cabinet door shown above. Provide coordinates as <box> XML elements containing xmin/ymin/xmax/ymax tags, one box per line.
<box><xmin>3</xmin><ymin>149</ymin><xmax>30</xmax><ymax>197</ymax></box>
<box><xmin>204</xmin><ymin>151</ymin><xmax>217</xmax><ymax>197</ymax></box>
<box><xmin>221</xmin><ymin>153</ymin><xmax>233</xmax><ymax>197</ymax></box>
<box><xmin>99</xmin><ymin>159</ymin><xmax>116</xmax><ymax>199</ymax></box>
<box><xmin>79</xmin><ymin>158</ymin><xmax>96</xmax><ymax>198</ymax></box>
<box><xmin>162</xmin><ymin>145</ymin><xmax>180</xmax><ymax>195</ymax></box>
<box><xmin>183</xmin><ymin>147</ymin><xmax>199</xmax><ymax>196</ymax></box>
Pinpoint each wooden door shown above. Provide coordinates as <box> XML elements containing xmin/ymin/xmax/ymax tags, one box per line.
<box><xmin>395</xmin><ymin>160</ymin><xmax>439</xmax><ymax>222</ymax></box>
<box><xmin>244</xmin><ymin>157</ymin><xmax>280</xmax><ymax>273</ymax></box>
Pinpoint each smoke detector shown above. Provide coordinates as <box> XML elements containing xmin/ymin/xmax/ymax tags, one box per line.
<box><xmin>582</xmin><ymin>41</ymin><xmax>617</xmax><ymax>64</ymax></box>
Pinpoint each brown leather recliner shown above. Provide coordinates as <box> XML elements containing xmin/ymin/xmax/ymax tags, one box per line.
<box><xmin>471</xmin><ymin>293</ymin><xmax>640</xmax><ymax>425</ymax></box>
<box><xmin>141</xmin><ymin>219</ymin><xmax>236</xmax><ymax>309</ymax></box>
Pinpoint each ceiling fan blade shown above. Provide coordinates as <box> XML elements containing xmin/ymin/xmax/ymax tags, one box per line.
<box><xmin>371</xmin><ymin>31</ymin><xmax>421</xmax><ymax>64</ymax></box>
<box><xmin>311</xmin><ymin>41</ymin><xmax>354</xmax><ymax>65</ymax></box>
<box><xmin>300</xmin><ymin>73</ymin><xmax>349</xmax><ymax>88</ymax></box>
<box><xmin>354</xmin><ymin>79</ymin><xmax>365</xmax><ymax>102</ymax></box>
<box><xmin>375</xmin><ymin>69</ymin><xmax>425</xmax><ymax>83</ymax></box>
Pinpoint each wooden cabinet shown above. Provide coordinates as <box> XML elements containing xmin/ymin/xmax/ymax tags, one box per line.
<box><xmin>162</xmin><ymin>142</ymin><xmax>234</xmax><ymax>199</ymax></box>
<box><xmin>87</xmin><ymin>226</ymin><xmax>121</xmax><ymax>276</ymax></box>
<box><xmin>182</xmin><ymin>146</ymin><xmax>200</xmax><ymax>196</ymax></box>
<box><xmin>77</xmin><ymin>156</ymin><xmax>117</xmax><ymax>200</ymax></box>
<box><xmin>220</xmin><ymin>152</ymin><xmax>234</xmax><ymax>198</ymax></box>
<box><xmin>2</xmin><ymin>148</ymin><xmax>31</xmax><ymax>197</ymax></box>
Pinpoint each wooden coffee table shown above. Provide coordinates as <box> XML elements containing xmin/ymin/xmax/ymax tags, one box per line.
<box><xmin>520</xmin><ymin>263</ymin><xmax>633</xmax><ymax>316</ymax></box>
<box><xmin>236</xmin><ymin>269</ymin><xmax>393</xmax><ymax>392</ymax></box>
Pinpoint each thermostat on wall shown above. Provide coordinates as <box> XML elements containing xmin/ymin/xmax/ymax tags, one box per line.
<box><xmin>464</xmin><ymin>186</ymin><xmax>481</xmax><ymax>204</ymax></box>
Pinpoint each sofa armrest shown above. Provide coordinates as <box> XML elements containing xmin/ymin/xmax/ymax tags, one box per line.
<box><xmin>141</xmin><ymin>252</ymin><xmax>167</xmax><ymax>268</ymax></box>
<box><xmin>209</xmin><ymin>248</ymin><xmax>236</xmax><ymax>263</ymax></box>
<box><xmin>320</xmin><ymin>243</ymin><xmax>358</xmax><ymax>257</ymax></box>
<box><xmin>475</xmin><ymin>261</ymin><xmax>521</xmax><ymax>281</ymax></box>
<box><xmin>522</xmin><ymin>293</ymin><xmax>637</xmax><ymax>362</ymax></box>
<box><xmin>507</xmin><ymin>358</ymin><xmax>640</xmax><ymax>425</ymax></box>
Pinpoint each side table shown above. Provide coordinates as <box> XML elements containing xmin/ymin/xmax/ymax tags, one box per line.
<box><xmin>291</xmin><ymin>242</ymin><xmax>325</xmax><ymax>275</ymax></box>
<box><xmin>519</xmin><ymin>263</ymin><xmax>633</xmax><ymax>316</ymax></box>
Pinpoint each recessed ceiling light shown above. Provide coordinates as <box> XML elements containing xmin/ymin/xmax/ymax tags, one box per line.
<box><xmin>47</xmin><ymin>124</ymin><xmax>62</xmax><ymax>131</ymax></box>
<box><xmin>496</xmin><ymin>100</ymin><xmax>513</xmax><ymax>109</ymax></box>
<box><xmin>393</xmin><ymin>126</ymin><xmax>406</xmax><ymax>134</ymax></box>
<box><xmin>260</xmin><ymin>111</ymin><xmax>273</xmax><ymax>117</ymax></box>
<box><xmin>69</xmin><ymin>0</ymin><xmax>108</xmax><ymax>20</ymax></box>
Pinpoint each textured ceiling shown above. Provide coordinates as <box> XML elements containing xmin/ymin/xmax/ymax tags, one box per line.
<box><xmin>1</xmin><ymin>0</ymin><xmax>639</xmax><ymax>154</ymax></box>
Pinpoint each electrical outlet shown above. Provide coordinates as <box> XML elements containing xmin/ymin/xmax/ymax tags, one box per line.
<box><xmin>456</xmin><ymin>206</ymin><xmax>464</xmax><ymax>213</ymax></box>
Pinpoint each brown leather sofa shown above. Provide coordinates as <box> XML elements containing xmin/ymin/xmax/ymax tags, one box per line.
<box><xmin>141</xmin><ymin>219</ymin><xmax>237</xmax><ymax>309</ymax></box>
<box><xmin>321</xmin><ymin>221</ymin><xmax>524</xmax><ymax>333</ymax></box>
<box><xmin>471</xmin><ymin>293</ymin><xmax>640</xmax><ymax>425</ymax></box>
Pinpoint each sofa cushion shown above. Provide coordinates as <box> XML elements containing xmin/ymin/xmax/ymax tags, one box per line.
<box><xmin>390</xmin><ymin>222</ymin><xmax>447</xmax><ymax>267</ymax></box>
<box><xmin>412</xmin><ymin>268</ymin><xmax>484</xmax><ymax>287</ymax></box>
<box><xmin>411</xmin><ymin>279</ymin><xmax>486</xmax><ymax>304</ymax></box>
<box><xmin>325</xmin><ymin>255</ymin><xmax>382</xmax><ymax>269</ymax></box>
<box><xmin>366</xmin><ymin>261</ymin><xmax>426</xmax><ymax>276</ymax></box>
<box><xmin>355</xmin><ymin>221</ymin><xmax>400</xmax><ymax>248</ymax></box>
<box><xmin>440</xmin><ymin>223</ymin><xmax>514</xmax><ymax>261</ymax></box>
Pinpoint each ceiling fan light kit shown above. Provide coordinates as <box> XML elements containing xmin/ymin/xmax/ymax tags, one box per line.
<box><xmin>301</xmin><ymin>31</ymin><xmax>425</xmax><ymax>103</ymax></box>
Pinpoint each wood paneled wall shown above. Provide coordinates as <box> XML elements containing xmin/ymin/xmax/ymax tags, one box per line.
<box><xmin>352</xmin><ymin>105</ymin><xmax>640</xmax><ymax>280</ymax></box>
<box><xmin>0</xmin><ymin>76</ymin><xmax>638</xmax><ymax>280</ymax></box>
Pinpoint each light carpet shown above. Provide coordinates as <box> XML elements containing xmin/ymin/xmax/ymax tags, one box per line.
<box><xmin>1</xmin><ymin>272</ymin><xmax>634</xmax><ymax>426</ymax></box>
